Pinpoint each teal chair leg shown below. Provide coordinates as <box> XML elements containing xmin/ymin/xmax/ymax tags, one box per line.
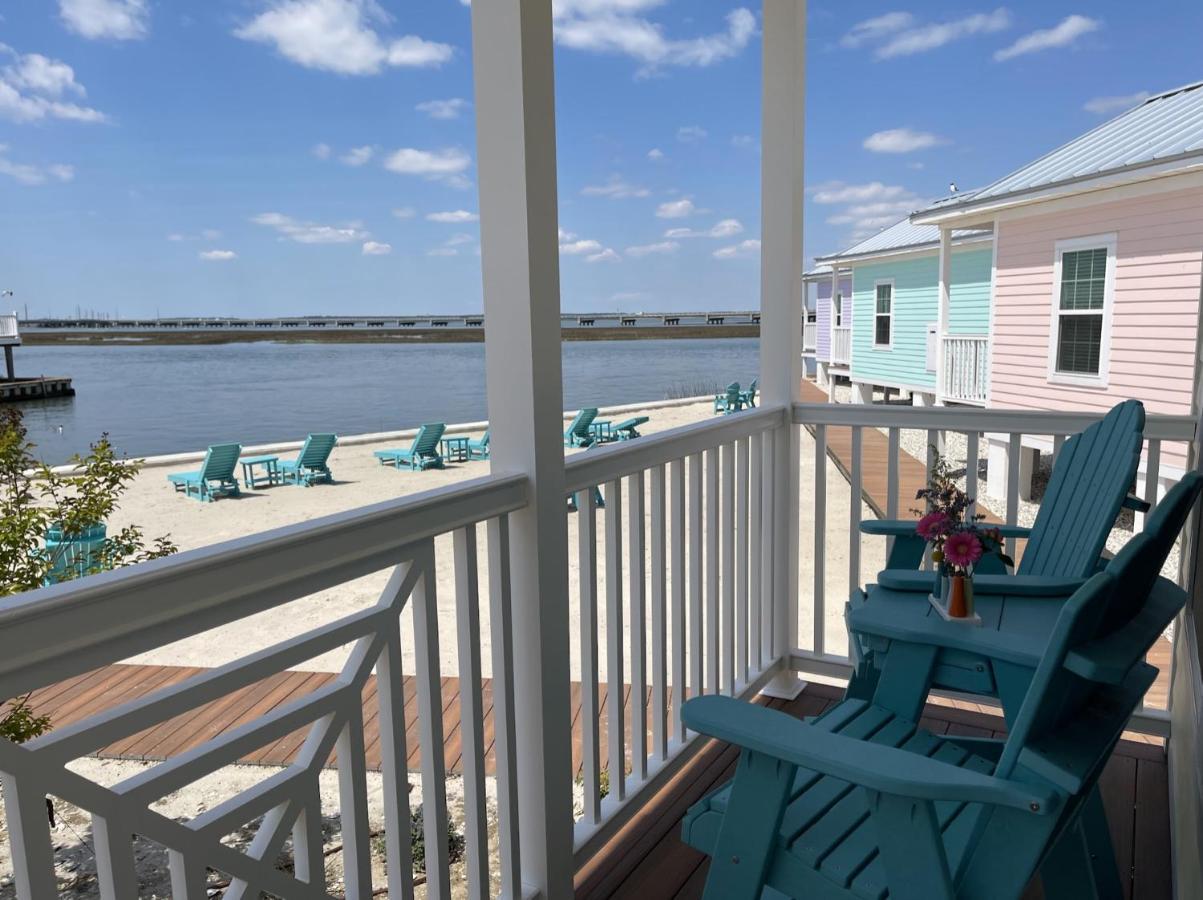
<box><xmin>1040</xmin><ymin>788</ymin><xmax>1123</xmax><ymax>900</ymax></box>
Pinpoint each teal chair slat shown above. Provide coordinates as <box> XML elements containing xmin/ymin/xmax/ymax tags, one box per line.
<box><xmin>682</xmin><ymin>470</ymin><xmax>1202</xmax><ymax>900</ymax></box>
<box><xmin>280</xmin><ymin>433</ymin><xmax>337</xmax><ymax>485</ymax></box>
<box><xmin>468</xmin><ymin>429</ymin><xmax>490</xmax><ymax>460</ymax></box>
<box><xmin>374</xmin><ymin>423</ymin><xmax>446</xmax><ymax>470</ymax></box>
<box><xmin>611</xmin><ymin>416</ymin><xmax>649</xmax><ymax>441</ymax></box>
<box><xmin>714</xmin><ymin>382</ymin><xmax>742</xmax><ymax>414</ymax></box>
<box><xmin>167</xmin><ymin>443</ymin><xmax>242</xmax><ymax>502</ymax></box>
<box><xmin>564</xmin><ymin>408</ymin><xmax>599</xmax><ymax>447</ymax></box>
<box><xmin>739</xmin><ymin>378</ymin><xmax>758</xmax><ymax>408</ymax></box>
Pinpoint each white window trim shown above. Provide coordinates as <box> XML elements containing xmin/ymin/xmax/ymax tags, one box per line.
<box><xmin>873</xmin><ymin>278</ymin><xmax>894</xmax><ymax>350</ymax></box>
<box><xmin>1045</xmin><ymin>232</ymin><xmax>1116</xmax><ymax>388</ymax></box>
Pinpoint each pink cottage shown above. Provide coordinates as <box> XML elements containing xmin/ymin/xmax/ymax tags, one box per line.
<box><xmin>913</xmin><ymin>81</ymin><xmax>1203</xmax><ymax>506</ymax></box>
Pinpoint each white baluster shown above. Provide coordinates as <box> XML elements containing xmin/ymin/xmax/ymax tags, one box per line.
<box><xmin>650</xmin><ymin>464</ymin><xmax>668</xmax><ymax>761</ymax></box>
<box><xmin>628</xmin><ymin>471</ymin><xmax>647</xmax><ymax>782</ymax></box>
<box><xmin>577</xmin><ymin>489</ymin><xmax>601</xmax><ymax>824</ymax></box>
<box><xmin>670</xmin><ymin>458</ymin><xmax>687</xmax><ymax>742</ymax></box>
<box><xmin>721</xmin><ymin>442</ymin><xmax>736</xmax><ymax>695</ymax></box>
<box><xmin>813</xmin><ymin>424</ymin><xmax>827</xmax><ymax>655</ymax></box>
<box><xmin>604</xmin><ymin>478</ymin><xmax>626</xmax><ymax>802</ymax></box>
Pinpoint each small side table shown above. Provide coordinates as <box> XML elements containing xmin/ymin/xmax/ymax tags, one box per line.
<box><xmin>240</xmin><ymin>455</ymin><xmax>280</xmax><ymax>488</ymax></box>
<box><xmin>590</xmin><ymin>421</ymin><xmax>613</xmax><ymax>443</ymax></box>
<box><xmin>441</xmin><ymin>436</ymin><xmax>470</xmax><ymax>463</ymax></box>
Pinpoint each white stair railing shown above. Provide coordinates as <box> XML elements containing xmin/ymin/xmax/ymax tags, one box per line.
<box><xmin>831</xmin><ymin>326</ymin><xmax>851</xmax><ymax>365</ymax></box>
<box><xmin>941</xmin><ymin>335</ymin><xmax>989</xmax><ymax>404</ymax></box>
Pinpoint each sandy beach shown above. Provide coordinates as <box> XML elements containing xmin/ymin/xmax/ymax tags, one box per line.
<box><xmin>106</xmin><ymin>397</ymin><xmax>879</xmax><ymax>680</ymax></box>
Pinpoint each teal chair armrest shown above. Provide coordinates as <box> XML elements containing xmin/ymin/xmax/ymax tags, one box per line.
<box><xmin>859</xmin><ymin>519</ymin><xmax>919</xmax><ymax>537</ymax></box>
<box><xmin>1122</xmin><ymin>494</ymin><xmax>1151</xmax><ymax>513</ymax></box>
<box><xmin>971</xmin><ymin>574</ymin><xmax>1086</xmax><ymax>596</ymax></box>
<box><xmin>683</xmin><ymin>696</ymin><xmax>1059</xmax><ymax>814</ymax></box>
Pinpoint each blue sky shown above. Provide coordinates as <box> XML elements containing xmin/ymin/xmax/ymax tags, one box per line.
<box><xmin>1</xmin><ymin>1</ymin><xmax>1200</xmax><ymax>318</ymax></box>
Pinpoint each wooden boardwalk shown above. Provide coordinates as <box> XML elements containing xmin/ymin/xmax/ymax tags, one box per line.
<box><xmin>575</xmin><ymin>681</ymin><xmax>1171</xmax><ymax>900</ymax></box>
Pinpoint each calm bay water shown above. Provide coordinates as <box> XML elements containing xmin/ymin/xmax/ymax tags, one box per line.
<box><xmin>15</xmin><ymin>339</ymin><xmax>759</xmax><ymax>464</ymax></box>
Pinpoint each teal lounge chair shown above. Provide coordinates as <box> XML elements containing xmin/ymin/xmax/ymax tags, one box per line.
<box><xmin>467</xmin><ymin>429</ymin><xmax>490</xmax><ymax>460</ymax></box>
<box><xmin>167</xmin><ymin>443</ymin><xmax>242</xmax><ymax>502</ymax></box>
<box><xmin>612</xmin><ymin>416</ymin><xmax>649</xmax><ymax>441</ymax></box>
<box><xmin>680</xmin><ymin>475</ymin><xmax>1198</xmax><ymax>900</ymax></box>
<box><xmin>565</xmin><ymin>408</ymin><xmax>599</xmax><ymax>447</ymax></box>
<box><xmin>280</xmin><ymin>433</ymin><xmax>337</xmax><ymax>486</ymax></box>
<box><xmin>714</xmin><ymin>382</ymin><xmax>742</xmax><ymax>414</ymax></box>
<box><xmin>374</xmin><ymin>423</ymin><xmax>446</xmax><ymax>470</ymax></box>
<box><xmin>739</xmin><ymin>378</ymin><xmax>758</xmax><ymax>408</ymax></box>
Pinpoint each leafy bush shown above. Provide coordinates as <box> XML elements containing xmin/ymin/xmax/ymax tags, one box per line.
<box><xmin>409</xmin><ymin>806</ymin><xmax>466</xmax><ymax>874</ymax></box>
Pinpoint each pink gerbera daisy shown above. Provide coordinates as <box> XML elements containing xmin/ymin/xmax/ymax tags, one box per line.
<box><xmin>944</xmin><ymin>530</ymin><xmax>983</xmax><ymax>569</ymax></box>
<box><xmin>916</xmin><ymin>511</ymin><xmax>951</xmax><ymax>540</ymax></box>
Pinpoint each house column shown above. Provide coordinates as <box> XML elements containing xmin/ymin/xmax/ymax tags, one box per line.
<box><xmin>758</xmin><ymin>0</ymin><xmax>806</xmax><ymax>698</ymax></box>
<box><xmin>470</xmin><ymin>2</ymin><xmax>573</xmax><ymax>896</ymax></box>
<box><xmin>936</xmin><ymin>227</ymin><xmax>952</xmax><ymax>406</ymax></box>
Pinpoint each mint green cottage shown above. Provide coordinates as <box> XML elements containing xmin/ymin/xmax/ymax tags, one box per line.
<box><xmin>814</xmin><ymin>216</ymin><xmax>994</xmax><ymax>405</ymax></box>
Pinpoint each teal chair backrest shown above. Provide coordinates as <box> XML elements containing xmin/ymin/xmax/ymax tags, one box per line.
<box><xmin>1018</xmin><ymin>400</ymin><xmax>1145</xmax><ymax>578</ymax></box>
<box><xmin>298</xmin><ymin>433</ymin><xmax>337</xmax><ymax>467</ymax></box>
<box><xmin>568</xmin><ymin>408</ymin><xmax>597</xmax><ymax>439</ymax></box>
<box><xmin>201</xmin><ymin>443</ymin><xmax>241</xmax><ymax>480</ymax></box>
<box><xmin>957</xmin><ymin>472</ymin><xmax>1200</xmax><ymax>895</ymax></box>
<box><xmin>414</xmin><ymin>423</ymin><xmax>445</xmax><ymax>455</ymax></box>
<box><xmin>477</xmin><ymin>430</ymin><xmax>490</xmax><ymax>447</ymax></box>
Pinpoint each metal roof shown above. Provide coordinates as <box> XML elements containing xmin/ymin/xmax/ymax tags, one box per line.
<box><xmin>815</xmin><ymin>215</ymin><xmax>990</xmax><ymax>263</ymax></box>
<box><xmin>921</xmin><ymin>81</ymin><xmax>1203</xmax><ymax>215</ymax></box>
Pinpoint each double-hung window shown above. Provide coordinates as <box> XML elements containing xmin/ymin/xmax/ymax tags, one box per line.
<box><xmin>874</xmin><ymin>281</ymin><xmax>892</xmax><ymax>348</ymax></box>
<box><xmin>1049</xmin><ymin>234</ymin><xmax>1115</xmax><ymax>386</ymax></box>
<box><xmin>833</xmin><ymin>292</ymin><xmax>843</xmax><ymax>328</ymax></box>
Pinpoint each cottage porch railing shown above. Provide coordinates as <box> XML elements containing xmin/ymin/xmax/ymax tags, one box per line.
<box><xmin>0</xmin><ymin>313</ymin><xmax>19</xmax><ymax>343</ymax></box>
<box><xmin>830</xmin><ymin>326</ymin><xmax>852</xmax><ymax>365</ymax></box>
<box><xmin>941</xmin><ymin>334</ymin><xmax>990</xmax><ymax>405</ymax></box>
<box><xmin>0</xmin><ymin>401</ymin><xmax>1194</xmax><ymax>898</ymax></box>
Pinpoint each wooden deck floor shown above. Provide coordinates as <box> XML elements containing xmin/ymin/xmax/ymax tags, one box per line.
<box><xmin>575</xmin><ymin>681</ymin><xmax>1171</xmax><ymax>900</ymax></box>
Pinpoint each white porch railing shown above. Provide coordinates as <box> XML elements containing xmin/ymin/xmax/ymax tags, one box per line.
<box><xmin>941</xmin><ymin>334</ymin><xmax>989</xmax><ymax>405</ymax></box>
<box><xmin>0</xmin><ymin>401</ymin><xmax>1197</xmax><ymax>897</ymax></box>
<box><xmin>0</xmin><ymin>313</ymin><xmax>19</xmax><ymax>343</ymax></box>
<box><xmin>830</xmin><ymin>326</ymin><xmax>851</xmax><ymax>365</ymax></box>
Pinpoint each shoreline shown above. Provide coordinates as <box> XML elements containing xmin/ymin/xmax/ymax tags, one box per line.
<box><xmin>20</xmin><ymin>325</ymin><xmax>760</xmax><ymax>346</ymax></box>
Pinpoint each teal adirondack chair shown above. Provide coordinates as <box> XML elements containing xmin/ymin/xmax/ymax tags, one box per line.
<box><xmin>167</xmin><ymin>443</ymin><xmax>242</xmax><ymax>501</ymax></box>
<box><xmin>864</xmin><ymin>400</ymin><xmax>1147</xmax><ymax>588</ymax></box>
<box><xmin>467</xmin><ymin>429</ymin><xmax>490</xmax><ymax>460</ymax></box>
<box><xmin>565</xmin><ymin>408</ymin><xmax>599</xmax><ymax>447</ymax></box>
<box><xmin>681</xmin><ymin>475</ymin><xmax>1199</xmax><ymax>899</ymax></box>
<box><xmin>714</xmin><ymin>382</ymin><xmax>742</xmax><ymax>414</ymax></box>
<box><xmin>739</xmin><ymin>378</ymin><xmax>758</xmax><ymax>408</ymax></box>
<box><xmin>374</xmin><ymin>423</ymin><xmax>446</xmax><ymax>470</ymax></box>
<box><xmin>279</xmin><ymin>433</ymin><xmax>337</xmax><ymax>485</ymax></box>
<box><xmin>612</xmin><ymin>416</ymin><xmax>649</xmax><ymax>440</ymax></box>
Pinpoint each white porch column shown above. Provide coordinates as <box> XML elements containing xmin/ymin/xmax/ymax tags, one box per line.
<box><xmin>470</xmin><ymin>2</ymin><xmax>573</xmax><ymax>896</ymax></box>
<box><xmin>936</xmin><ymin>227</ymin><xmax>952</xmax><ymax>405</ymax></box>
<box><xmin>759</xmin><ymin>0</ymin><xmax>806</xmax><ymax>698</ymax></box>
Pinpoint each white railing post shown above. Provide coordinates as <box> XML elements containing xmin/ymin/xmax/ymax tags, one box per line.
<box><xmin>759</xmin><ymin>0</ymin><xmax>806</xmax><ymax>698</ymax></box>
<box><xmin>470</xmin><ymin>1</ymin><xmax>573</xmax><ymax>894</ymax></box>
<box><xmin>936</xmin><ymin>227</ymin><xmax>951</xmax><ymax>403</ymax></box>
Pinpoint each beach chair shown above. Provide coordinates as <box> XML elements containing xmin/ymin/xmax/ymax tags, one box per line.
<box><xmin>714</xmin><ymin>382</ymin><xmax>742</xmax><ymax>414</ymax></box>
<box><xmin>374</xmin><ymin>423</ymin><xmax>446</xmax><ymax>470</ymax></box>
<box><xmin>167</xmin><ymin>443</ymin><xmax>242</xmax><ymax>502</ymax></box>
<box><xmin>612</xmin><ymin>416</ymin><xmax>649</xmax><ymax>441</ymax></box>
<box><xmin>739</xmin><ymin>378</ymin><xmax>758</xmax><ymax>408</ymax></box>
<box><xmin>467</xmin><ymin>429</ymin><xmax>490</xmax><ymax>460</ymax></box>
<box><xmin>680</xmin><ymin>484</ymin><xmax>1196</xmax><ymax>900</ymax></box>
<box><xmin>863</xmin><ymin>400</ymin><xmax>1147</xmax><ymax>587</ymax></box>
<box><xmin>565</xmin><ymin>408</ymin><xmax>599</xmax><ymax>447</ymax></box>
<box><xmin>279</xmin><ymin>433</ymin><xmax>337</xmax><ymax>486</ymax></box>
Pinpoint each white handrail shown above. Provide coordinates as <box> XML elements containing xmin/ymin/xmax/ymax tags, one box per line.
<box><xmin>942</xmin><ymin>335</ymin><xmax>989</xmax><ymax>404</ymax></box>
<box><xmin>831</xmin><ymin>326</ymin><xmax>851</xmax><ymax>364</ymax></box>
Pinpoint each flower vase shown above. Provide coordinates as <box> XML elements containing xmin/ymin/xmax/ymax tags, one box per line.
<box><xmin>947</xmin><ymin>575</ymin><xmax>968</xmax><ymax>618</ymax></box>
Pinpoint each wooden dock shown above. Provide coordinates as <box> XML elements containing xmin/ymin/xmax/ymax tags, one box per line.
<box><xmin>0</xmin><ymin>376</ymin><xmax>74</xmax><ymax>402</ymax></box>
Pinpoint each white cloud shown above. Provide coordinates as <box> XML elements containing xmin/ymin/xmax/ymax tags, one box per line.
<box><xmin>168</xmin><ymin>228</ymin><xmax>224</xmax><ymax>242</ymax></box>
<box><xmin>811</xmin><ymin>181</ymin><xmax>913</xmax><ymax>204</ymax></box>
<box><xmin>250</xmin><ymin>211</ymin><xmax>369</xmax><ymax>244</ymax></box>
<box><xmin>664</xmin><ymin>217</ymin><xmax>744</xmax><ymax>239</ymax></box>
<box><xmin>202</xmin><ymin>228</ymin><xmax>223</xmax><ymax>241</ymax></box>
<box><xmin>234</xmin><ymin>0</ymin><xmax>453</xmax><ymax>76</ymax></box>
<box><xmin>416</xmin><ymin>98</ymin><xmax>469</xmax><ymax>119</ymax></box>
<box><xmin>362</xmin><ymin>241</ymin><xmax>392</xmax><ymax>255</ymax></box>
<box><xmin>1084</xmin><ymin>91</ymin><xmax>1149</xmax><ymax>115</ymax></box>
<box><xmin>426</xmin><ymin>209</ymin><xmax>479</xmax><ymax>223</ymax></box>
<box><xmin>0</xmin><ymin>147</ymin><xmax>75</xmax><ymax>186</ymax></box>
<box><xmin>581</xmin><ymin>174</ymin><xmax>650</xmax><ymax>199</ymax></box>
<box><xmin>0</xmin><ymin>47</ymin><xmax>108</xmax><ymax>124</ymax></box>
<box><xmin>552</xmin><ymin>5</ymin><xmax>756</xmax><ymax>73</ymax></box>
<box><xmin>199</xmin><ymin>249</ymin><xmax>237</xmax><ymax>261</ymax></box>
<box><xmin>312</xmin><ymin>142</ymin><xmax>332</xmax><ymax>159</ymax></box>
<box><xmin>826</xmin><ymin>200</ymin><xmax>919</xmax><ymax>226</ymax></box>
<box><xmin>840</xmin><ymin>12</ymin><xmax>915</xmax><ymax>48</ymax></box>
<box><xmin>656</xmin><ymin>198</ymin><xmax>697</xmax><ymax>219</ymax></box>
<box><xmin>392</xmin><ymin>206</ymin><xmax>417</xmax><ymax>219</ymax></box>
<box><xmin>559</xmin><ymin>226</ymin><xmax>619</xmax><ymax>261</ymax></box>
<box><xmin>445</xmin><ymin>232</ymin><xmax>474</xmax><ymax>246</ymax></box>
<box><xmin>383</xmin><ymin>147</ymin><xmax>472</xmax><ymax>185</ymax></box>
<box><xmin>341</xmin><ymin>145</ymin><xmax>375</xmax><ymax>166</ymax></box>
<box><xmin>862</xmin><ymin>8</ymin><xmax>1012</xmax><ymax>60</ymax></box>
<box><xmin>626</xmin><ymin>240</ymin><xmax>679</xmax><ymax>257</ymax></box>
<box><xmin>863</xmin><ymin>127</ymin><xmax>945</xmax><ymax>153</ymax></box>
<box><xmin>427</xmin><ymin>246</ymin><xmax>458</xmax><ymax>257</ymax></box>
<box><xmin>713</xmin><ymin>239</ymin><xmax>760</xmax><ymax>260</ymax></box>
<box><xmin>677</xmin><ymin>125</ymin><xmax>707</xmax><ymax>143</ymax></box>
<box><xmin>647</xmin><ymin>147</ymin><xmax>665</xmax><ymax>161</ymax></box>
<box><xmin>994</xmin><ymin>15</ymin><xmax>1101</xmax><ymax>62</ymax></box>
<box><xmin>560</xmin><ymin>238</ymin><xmax>604</xmax><ymax>255</ymax></box>
<box><xmin>587</xmin><ymin>248</ymin><xmax>621</xmax><ymax>263</ymax></box>
<box><xmin>59</xmin><ymin>0</ymin><xmax>149</xmax><ymax>41</ymax></box>
<box><xmin>730</xmin><ymin>133</ymin><xmax>756</xmax><ymax>149</ymax></box>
